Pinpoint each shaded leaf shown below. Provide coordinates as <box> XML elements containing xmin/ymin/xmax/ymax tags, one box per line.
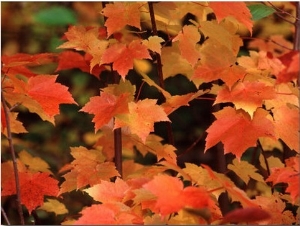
<box><xmin>228</xmin><ymin>159</ymin><xmax>265</xmax><ymax>184</ymax></box>
<box><xmin>142</xmin><ymin>36</ymin><xmax>164</xmax><ymax>55</ymax></box>
<box><xmin>173</xmin><ymin>25</ymin><xmax>201</xmax><ymax>67</ymax></box>
<box><xmin>38</xmin><ymin>198</ymin><xmax>68</xmax><ymax>215</ymax></box>
<box><xmin>18</xmin><ymin>150</ymin><xmax>52</xmax><ymax>174</ymax></box>
<box><xmin>220</xmin><ymin>207</ymin><xmax>271</xmax><ymax>224</ymax></box>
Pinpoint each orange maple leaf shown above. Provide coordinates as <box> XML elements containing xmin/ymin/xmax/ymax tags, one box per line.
<box><xmin>84</xmin><ymin>178</ymin><xmax>129</xmax><ymax>203</ymax></box>
<box><xmin>2</xmin><ymin>171</ymin><xmax>59</xmax><ymax>213</ymax></box>
<box><xmin>209</xmin><ymin>2</ymin><xmax>253</xmax><ymax>34</ymax></box>
<box><xmin>143</xmin><ymin>174</ymin><xmax>213</xmax><ymax>216</ymax></box>
<box><xmin>173</xmin><ymin>25</ymin><xmax>201</xmax><ymax>67</ymax></box>
<box><xmin>215</xmin><ymin>81</ymin><xmax>276</xmax><ymax>117</ymax></box>
<box><xmin>75</xmin><ymin>203</ymin><xmax>142</xmax><ymax>224</ymax></box>
<box><xmin>101</xmin><ymin>40</ymin><xmax>151</xmax><ymax>78</ymax></box>
<box><xmin>59</xmin><ymin>146</ymin><xmax>120</xmax><ymax>191</ymax></box>
<box><xmin>102</xmin><ymin>2</ymin><xmax>141</xmax><ymax>37</ymax></box>
<box><xmin>272</xmin><ymin>105</ymin><xmax>299</xmax><ymax>152</ymax></box>
<box><xmin>80</xmin><ymin>91</ymin><xmax>130</xmax><ymax>132</ymax></box>
<box><xmin>114</xmin><ymin>99</ymin><xmax>170</xmax><ymax>143</ymax></box>
<box><xmin>27</xmin><ymin>75</ymin><xmax>77</xmax><ymax>119</ymax></box>
<box><xmin>1</xmin><ymin>107</ymin><xmax>27</xmax><ymax>135</ymax></box>
<box><xmin>205</xmin><ymin>107</ymin><xmax>275</xmax><ymax>160</ymax></box>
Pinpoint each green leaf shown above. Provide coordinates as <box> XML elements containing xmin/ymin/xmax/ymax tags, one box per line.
<box><xmin>34</xmin><ymin>6</ymin><xmax>77</xmax><ymax>26</ymax></box>
<box><xmin>247</xmin><ymin>4</ymin><xmax>275</xmax><ymax>21</ymax></box>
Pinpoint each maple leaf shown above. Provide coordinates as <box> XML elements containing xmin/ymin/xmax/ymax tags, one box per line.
<box><xmin>173</xmin><ymin>25</ymin><xmax>201</xmax><ymax>67</ymax></box>
<box><xmin>80</xmin><ymin>91</ymin><xmax>130</xmax><ymax>132</ymax></box>
<box><xmin>2</xmin><ymin>171</ymin><xmax>59</xmax><ymax>213</ymax></box>
<box><xmin>161</xmin><ymin>44</ymin><xmax>194</xmax><ymax>80</ymax></box>
<box><xmin>142</xmin><ymin>36</ymin><xmax>165</xmax><ymax>55</ymax></box>
<box><xmin>209</xmin><ymin>2</ymin><xmax>253</xmax><ymax>34</ymax></box>
<box><xmin>102</xmin><ymin>2</ymin><xmax>141</xmax><ymax>37</ymax></box>
<box><xmin>75</xmin><ymin>203</ymin><xmax>141</xmax><ymax>224</ymax></box>
<box><xmin>202</xmin><ymin>164</ymin><xmax>258</xmax><ymax>208</ymax></box>
<box><xmin>59</xmin><ymin>146</ymin><xmax>120</xmax><ymax>191</ymax></box>
<box><xmin>228</xmin><ymin>159</ymin><xmax>265</xmax><ymax>184</ymax></box>
<box><xmin>3</xmin><ymin>91</ymin><xmax>55</xmax><ymax>124</ymax></box>
<box><xmin>101</xmin><ymin>40</ymin><xmax>151</xmax><ymax>78</ymax></box>
<box><xmin>215</xmin><ymin>81</ymin><xmax>276</xmax><ymax>117</ymax></box>
<box><xmin>56</xmin><ymin>51</ymin><xmax>106</xmax><ymax>78</ymax></box>
<box><xmin>114</xmin><ymin>99</ymin><xmax>170</xmax><ymax>143</ymax></box>
<box><xmin>205</xmin><ymin>107</ymin><xmax>276</xmax><ymax>160</ymax></box>
<box><xmin>1</xmin><ymin>107</ymin><xmax>27</xmax><ymax>135</ymax></box>
<box><xmin>162</xmin><ymin>90</ymin><xmax>207</xmax><ymax>115</ymax></box>
<box><xmin>266</xmin><ymin>157</ymin><xmax>299</xmax><ymax>203</ymax></box>
<box><xmin>18</xmin><ymin>150</ymin><xmax>52</xmax><ymax>174</ymax></box>
<box><xmin>272</xmin><ymin>105</ymin><xmax>299</xmax><ymax>152</ymax></box>
<box><xmin>2</xmin><ymin>53</ymin><xmax>57</xmax><ymax>78</ymax></box>
<box><xmin>143</xmin><ymin>174</ymin><xmax>213</xmax><ymax>216</ymax></box>
<box><xmin>26</xmin><ymin>75</ymin><xmax>77</xmax><ymax>119</ymax></box>
<box><xmin>84</xmin><ymin>177</ymin><xmax>129</xmax><ymax>203</ymax></box>
<box><xmin>57</xmin><ymin>26</ymin><xmax>99</xmax><ymax>52</ymax></box>
<box><xmin>252</xmin><ymin>193</ymin><xmax>298</xmax><ymax>224</ymax></box>
<box><xmin>38</xmin><ymin>198</ymin><xmax>68</xmax><ymax>215</ymax></box>
<box><xmin>276</xmin><ymin>51</ymin><xmax>299</xmax><ymax>83</ymax></box>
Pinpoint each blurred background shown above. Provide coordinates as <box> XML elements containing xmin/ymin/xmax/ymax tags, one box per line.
<box><xmin>1</xmin><ymin>2</ymin><xmax>297</xmax><ymax>224</ymax></box>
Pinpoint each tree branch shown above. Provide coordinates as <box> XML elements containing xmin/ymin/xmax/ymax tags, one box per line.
<box><xmin>148</xmin><ymin>2</ymin><xmax>174</xmax><ymax>145</ymax></box>
<box><xmin>1</xmin><ymin>92</ymin><xmax>24</xmax><ymax>225</ymax></box>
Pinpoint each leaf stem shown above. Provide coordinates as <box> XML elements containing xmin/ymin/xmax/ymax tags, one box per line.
<box><xmin>1</xmin><ymin>206</ymin><xmax>11</xmax><ymax>225</ymax></box>
<box><xmin>148</xmin><ymin>2</ymin><xmax>174</xmax><ymax>145</ymax></box>
<box><xmin>1</xmin><ymin>91</ymin><xmax>24</xmax><ymax>225</ymax></box>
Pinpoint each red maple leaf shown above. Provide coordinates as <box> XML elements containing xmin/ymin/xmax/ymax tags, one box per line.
<box><xmin>276</xmin><ymin>51</ymin><xmax>299</xmax><ymax>83</ymax></box>
<box><xmin>102</xmin><ymin>2</ymin><xmax>142</xmax><ymax>37</ymax></box>
<box><xmin>80</xmin><ymin>91</ymin><xmax>130</xmax><ymax>132</ymax></box>
<box><xmin>209</xmin><ymin>2</ymin><xmax>253</xmax><ymax>34</ymax></box>
<box><xmin>27</xmin><ymin>75</ymin><xmax>77</xmax><ymax>119</ymax></box>
<box><xmin>101</xmin><ymin>40</ymin><xmax>151</xmax><ymax>79</ymax></box>
<box><xmin>205</xmin><ymin>107</ymin><xmax>276</xmax><ymax>160</ymax></box>
<box><xmin>2</xmin><ymin>171</ymin><xmax>59</xmax><ymax>213</ymax></box>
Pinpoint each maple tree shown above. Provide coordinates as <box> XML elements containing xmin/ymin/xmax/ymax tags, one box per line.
<box><xmin>1</xmin><ymin>2</ymin><xmax>299</xmax><ymax>225</ymax></box>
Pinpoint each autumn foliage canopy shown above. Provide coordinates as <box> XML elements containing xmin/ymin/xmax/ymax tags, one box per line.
<box><xmin>1</xmin><ymin>2</ymin><xmax>299</xmax><ymax>225</ymax></box>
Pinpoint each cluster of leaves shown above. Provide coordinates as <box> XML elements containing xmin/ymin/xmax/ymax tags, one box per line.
<box><xmin>1</xmin><ymin>2</ymin><xmax>299</xmax><ymax>225</ymax></box>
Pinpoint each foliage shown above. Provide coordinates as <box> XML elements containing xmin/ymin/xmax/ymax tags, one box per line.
<box><xmin>1</xmin><ymin>2</ymin><xmax>299</xmax><ymax>225</ymax></box>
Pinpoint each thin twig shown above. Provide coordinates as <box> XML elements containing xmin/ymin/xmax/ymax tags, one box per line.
<box><xmin>1</xmin><ymin>206</ymin><xmax>11</xmax><ymax>225</ymax></box>
<box><xmin>148</xmin><ymin>2</ymin><xmax>174</xmax><ymax>145</ymax></box>
<box><xmin>257</xmin><ymin>140</ymin><xmax>271</xmax><ymax>177</ymax></box>
<box><xmin>1</xmin><ymin>92</ymin><xmax>25</xmax><ymax>225</ymax></box>
<box><xmin>267</xmin><ymin>1</ymin><xmax>299</xmax><ymax>21</ymax></box>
